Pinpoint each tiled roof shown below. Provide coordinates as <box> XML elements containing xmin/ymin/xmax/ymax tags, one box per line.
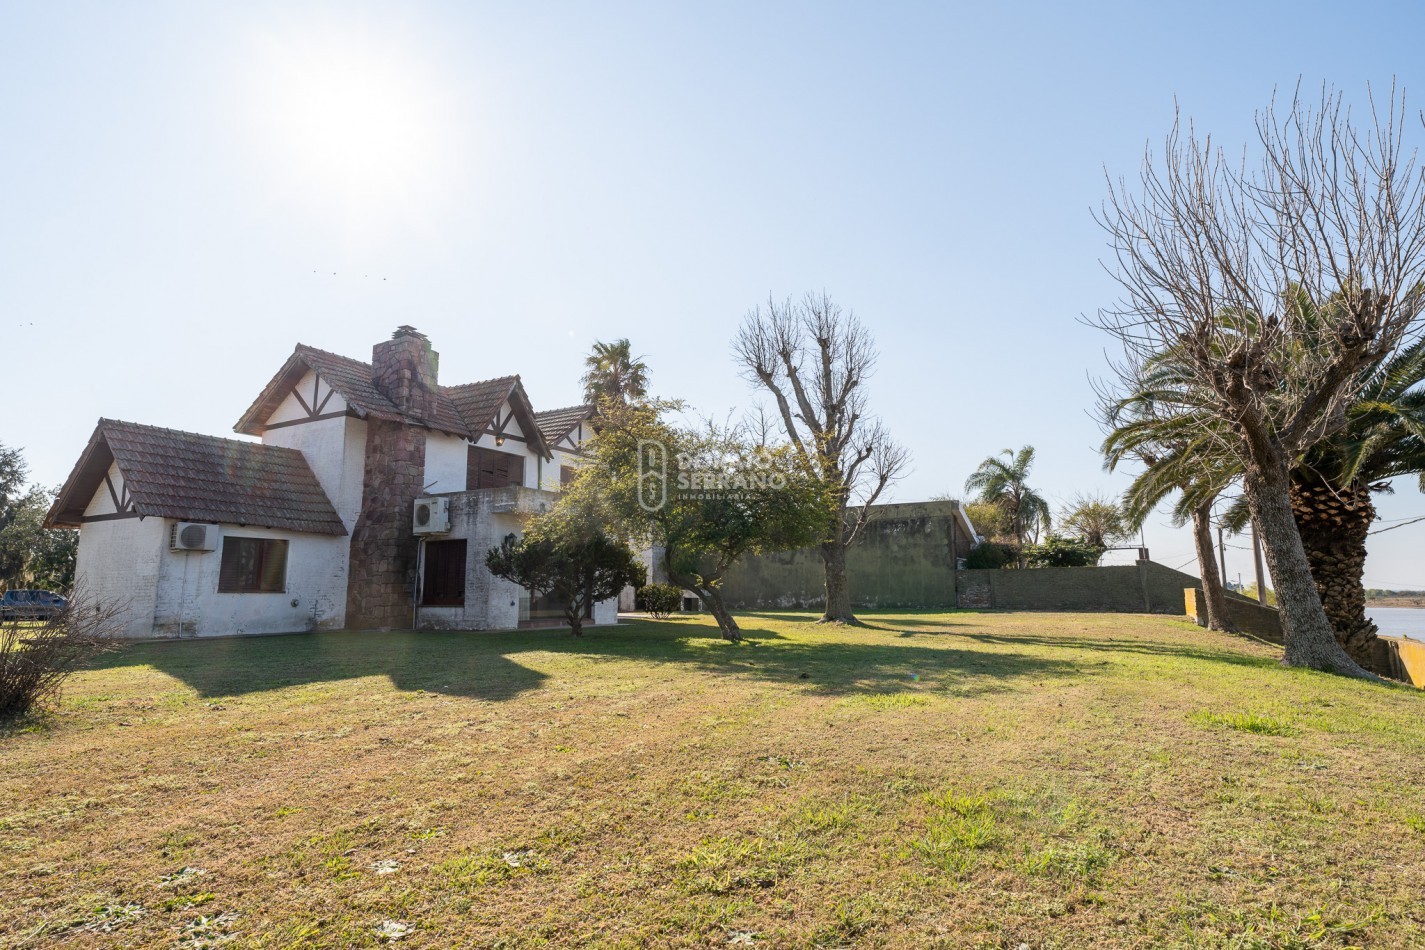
<box><xmin>534</xmin><ymin>404</ymin><xmax>595</xmax><ymax>443</ymax></box>
<box><xmin>444</xmin><ymin>376</ymin><xmax>517</xmax><ymax>435</ymax></box>
<box><xmin>233</xmin><ymin>339</ymin><xmax>554</xmax><ymax>458</ymax></box>
<box><xmin>47</xmin><ymin>420</ymin><xmax>346</xmax><ymax>536</ymax></box>
<box><xmin>235</xmin><ymin>345</ymin><xmax>472</xmax><ymax>438</ymax></box>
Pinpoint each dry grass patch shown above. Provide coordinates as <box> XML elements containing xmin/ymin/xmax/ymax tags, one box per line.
<box><xmin>2</xmin><ymin>610</ymin><xmax>1424</xmax><ymax>946</ymax></box>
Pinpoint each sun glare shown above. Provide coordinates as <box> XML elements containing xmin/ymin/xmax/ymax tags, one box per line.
<box><xmin>250</xmin><ymin>29</ymin><xmax>452</xmax><ymax>215</ymax></box>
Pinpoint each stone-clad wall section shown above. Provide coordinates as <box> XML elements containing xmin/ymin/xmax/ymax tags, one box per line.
<box><xmin>345</xmin><ymin>419</ymin><xmax>427</xmax><ymax>629</ymax></box>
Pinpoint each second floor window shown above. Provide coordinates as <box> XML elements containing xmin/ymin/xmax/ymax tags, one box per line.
<box><xmin>468</xmin><ymin>446</ymin><xmax>525</xmax><ymax>489</ymax></box>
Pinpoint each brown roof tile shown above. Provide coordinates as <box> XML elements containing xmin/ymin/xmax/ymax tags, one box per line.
<box><xmin>235</xmin><ymin>344</ymin><xmax>472</xmax><ymax>438</ymax></box>
<box><xmin>444</xmin><ymin>376</ymin><xmax>517</xmax><ymax>434</ymax></box>
<box><xmin>534</xmin><ymin>404</ymin><xmax>595</xmax><ymax>444</ymax></box>
<box><xmin>47</xmin><ymin>420</ymin><xmax>346</xmax><ymax>536</ymax></box>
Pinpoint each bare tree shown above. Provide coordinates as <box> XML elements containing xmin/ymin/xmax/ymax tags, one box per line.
<box><xmin>1094</xmin><ymin>83</ymin><xmax>1425</xmax><ymax>678</ymax></box>
<box><xmin>733</xmin><ymin>292</ymin><xmax>910</xmax><ymax>623</ymax></box>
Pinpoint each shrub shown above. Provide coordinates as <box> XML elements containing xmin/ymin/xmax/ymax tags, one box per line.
<box><xmin>0</xmin><ymin>595</ymin><xmax>116</xmax><ymax>720</ymax></box>
<box><xmin>486</xmin><ymin>530</ymin><xmax>645</xmax><ymax>636</ymax></box>
<box><xmin>1023</xmin><ymin>534</ymin><xmax>1104</xmax><ymax>568</ymax></box>
<box><xmin>964</xmin><ymin>541</ymin><xmax>1017</xmax><ymax>570</ymax></box>
<box><xmin>636</xmin><ymin>583</ymin><xmax>682</xmax><ymax>618</ymax></box>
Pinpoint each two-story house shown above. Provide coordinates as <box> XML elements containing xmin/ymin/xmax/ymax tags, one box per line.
<box><xmin>45</xmin><ymin>326</ymin><xmax>600</xmax><ymax>638</ymax></box>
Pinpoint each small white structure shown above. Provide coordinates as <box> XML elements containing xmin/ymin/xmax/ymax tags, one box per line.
<box><xmin>47</xmin><ymin>327</ymin><xmax>607</xmax><ymax>638</ymax></box>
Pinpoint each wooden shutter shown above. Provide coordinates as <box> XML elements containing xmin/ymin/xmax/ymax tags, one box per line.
<box><xmin>423</xmin><ymin>540</ymin><xmax>467</xmax><ymax>606</ymax></box>
<box><xmin>468</xmin><ymin>447</ymin><xmax>526</xmax><ymax>489</ymax></box>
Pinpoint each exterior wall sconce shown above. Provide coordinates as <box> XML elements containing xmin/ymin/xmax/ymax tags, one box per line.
<box><xmin>495</xmin><ymin>435</ymin><xmax>505</xmax><ymax>446</ymax></box>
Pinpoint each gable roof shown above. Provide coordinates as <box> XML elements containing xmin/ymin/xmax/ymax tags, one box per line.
<box><xmin>233</xmin><ymin>345</ymin><xmax>555</xmax><ymax>459</ymax></box>
<box><xmin>444</xmin><ymin>376</ymin><xmax>518</xmax><ymax>435</ymax></box>
<box><xmin>235</xmin><ymin>344</ymin><xmax>471</xmax><ymax>439</ymax></box>
<box><xmin>445</xmin><ymin>376</ymin><xmax>551</xmax><ymax>458</ymax></box>
<box><xmin>46</xmin><ymin>419</ymin><xmax>347</xmax><ymax>536</ymax></box>
<box><xmin>534</xmin><ymin>404</ymin><xmax>595</xmax><ymax>445</ymax></box>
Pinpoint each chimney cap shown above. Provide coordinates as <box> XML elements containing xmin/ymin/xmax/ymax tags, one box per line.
<box><xmin>392</xmin><ymin>325</ymin><xmax>426</xmax><ymax>340</ymax></box>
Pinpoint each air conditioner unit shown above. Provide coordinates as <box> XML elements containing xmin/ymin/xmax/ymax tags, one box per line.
<box><xmin>170</xmin><ymin>522</ymin><xmax>219</xmax><ymax>552</ymax></box>
<box><xmin>413</xmin><ymin>497</ymin><xmax>451</xmax><ymax>535</ymax></box>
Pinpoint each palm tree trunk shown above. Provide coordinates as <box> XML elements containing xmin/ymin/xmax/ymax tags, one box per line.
<box><xmin>1242</xmin><ymin>457</ymin><xmax>1376</xmax><ymax>679</ymax></box>
<box><xmin>1290</xmin><ymin>477</ymin><xmax>1393</xmax><ymax>677</ymax></box>
<box><xmin>1191</xmin><ymin>501</ymin><xmax>1235</xmax><ymax>632</ymax></box>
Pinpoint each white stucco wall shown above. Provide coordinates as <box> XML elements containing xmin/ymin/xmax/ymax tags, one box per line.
<box><xmin>261</xmin><ymin>407</ymin><xmax>366</xmax><ymax>533</ymax></box>
<box><xmin>74</xmin><ymin>512</ymin><xmax>166</xmax><ymax>639</ymax></box>
<box><xmin>151</xmin><ymin>523</ymin><xmax>350</xmax><ymax>637</ymax></box>
<box><xmin>423</xmin><ymin>432</ymin><xmax>468</xmax><ymax>494</ymax></box>
<box><xmin>265</xmin><ymin>369</ymin><xmax>348</xmax><ymax>425</ymax></box>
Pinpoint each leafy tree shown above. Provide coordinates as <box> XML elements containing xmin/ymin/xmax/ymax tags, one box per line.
<box><xmin>1023</xmin><ymin>534</ymin><xmax>1104</xmax><ymax>568</ymax></box>
<box><xmin>0</xmin><ymin>444</ymin><xmax>28</xmax><ymax>585</ymax></box>
<box><xmin>485</xmin><ymin>529</ymin><xmax>644</xmax><ymax>637</ymax></box>
<box><xmin>1059</xmin><ymin>493</ymin><xmax>1132</xmax><ymax>552</ymax></box>
<box><xmin>964</xmin><ymin>447</ymin><xmax>1051</xmax><ymax>566</ymax></box>
<box><xmin>0</xmin><ymin>444</ymin><xmax>76</xmax><ymax>592</ymax></box>
<box><xmin>963</xmin><ymin>541</ymin><xmax>1017</xmax><ymax>570</ymax></box>
<box><xmin>581</xmin><ymin>338</ymin><xmax>650</xmax><ymax>406</ymax></box>
<box><xmin>1242</xmin><ymin>582</ymin><xmax>1278</xmax><ymax>607</ymax></box>
<box><xmin>562</xmin><ymin>399</ymin><xmax>827</xmax><ymax>640</ymax></box>
<box><xmin>734</xmin><ymin>292</ymin><xmax>909</xmax><ymax>624</ymax></box>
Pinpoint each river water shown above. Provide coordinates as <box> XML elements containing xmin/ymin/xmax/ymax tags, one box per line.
<box><xmin>1372</xmin><ymin>607</ymin><xmax>1425</xmax><ymax>640</ymax></box>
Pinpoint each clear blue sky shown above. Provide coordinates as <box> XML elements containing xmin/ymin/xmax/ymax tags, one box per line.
<box><xmin>3</xmin><ymin>1</ymin><xmax>1423</xmax><ymax>588</ymax></box>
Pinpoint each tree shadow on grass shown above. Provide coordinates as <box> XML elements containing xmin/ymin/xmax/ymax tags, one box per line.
<box><xmin>85</xmin><ymin>618</ymin><xmax>1093</xmax><ymax>702</ymax></box>
<box><xmin>732</xmin><ymin>610</ymin><xmax>978</xmax><ymax>633</ymax></box>
<box><xmin>84</xmin><ymin>630</ymin><xmax>552</xmax><ymax>702</ymax></box>
<box><xmin>545</xmin><ymin>625</ymin><xmax>1086</xmax><ymax>698</ymax></box>
<box><xmin>86</xmin><ymin>609</ymin><xmax>1310</xmax><ymax>703</ymax></box>
<box><xmin>950</xmin><ymin>631</ymin><xmax>1280</xmax><ymax>670</ymax></box>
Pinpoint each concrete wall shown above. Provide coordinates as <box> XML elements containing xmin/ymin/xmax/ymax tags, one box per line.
<box><xmin>719</xmin><ymin>501</ymin><xmax>978</xmax><ymax>610</ymax></box>
<box><xmin>1184</xmin><ymin>588</ymin><xmax>1284</xmax><ymax>642</ymax></box>
<box><xmin>955</xmin><ymin>560</ymin><xmax>1197</xmax><ymax>614</ymax></box>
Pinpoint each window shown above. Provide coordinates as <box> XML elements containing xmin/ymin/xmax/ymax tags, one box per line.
<box><xmin>218</xmin><ymin>537</ymin><xmax>288</xmax><ymax>593</ymax></box>
<box><xmin>467</xmin><ymin>446</ymin><xmax>525</xmax><ymax>489</ymax></box>
<box><xmin>422</xmin><ymin>539</ymin><xmax>467</xmax><ymax>606</ymax></box>
<box><xmin>560</xmin><ymin>464</ymin><xmax>576</xmax><ymax>487</ymax></box>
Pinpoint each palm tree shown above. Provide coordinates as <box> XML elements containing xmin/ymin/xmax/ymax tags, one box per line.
<box><xmin>1263</xmin><ymin>339</ymin><xmax>1425</xmax><ymax>666</ymax></box>
<box><xmin>1104</xmin><ymin>308</ymin><xmax>1425</xmax><ymax>671</ymax></box>
<box><xmin>1101</xmin><ymin>350</ymin><xmax>1240</xmax><ymax>632</ymax></box>
<box><xmin>964</xmin><ymin>447</ymin><xmax>1051</xmax><ymax>566</ymax></box>
<box><xmin>1059</xmin><ymin>492</ymin><xmax>1133</xmax><ymax>553</ymax></box>
<box><xmin>581</xmin><ymin>339</ymin><xmax>650</xmax><ymax>406</ymax></box>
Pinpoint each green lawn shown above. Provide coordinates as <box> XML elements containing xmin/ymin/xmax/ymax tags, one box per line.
<box><xmin>3</xmin><ymin>610</ymin><xmax>1425</xmax><ymax>947</ymax></box>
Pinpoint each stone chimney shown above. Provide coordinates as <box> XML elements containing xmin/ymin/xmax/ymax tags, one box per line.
<box><xmin>346</xmin><ymin>326</ymin><xmax>438</xmax><ymax>631</ymax></box>
<box><xmin>371</xmin><ymin>325</ymin><xmax>439</xmax><ymax>417</ymax></box>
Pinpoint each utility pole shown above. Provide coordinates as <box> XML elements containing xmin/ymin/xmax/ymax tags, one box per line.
<box><xmin>1217</xmin><ymin>525</ymin><xmax>1227</xmax><ymax>588</ymax></box>
<box><xmin>1251</xmin><ymin>519</ymin><xmax>1268</xmax><ymax>605</ymax></box>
